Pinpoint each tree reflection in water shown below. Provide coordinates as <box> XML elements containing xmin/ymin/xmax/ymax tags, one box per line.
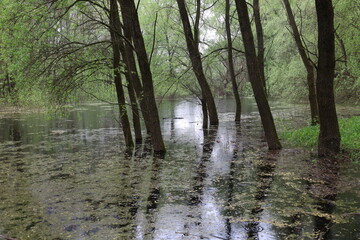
<box><xmin>310</xmin><ymin>158</ymin><xmax>339</xmax><ymax>239</ymax></box>
<box><xmin>0</xmin><ymin>100</ymin><xmax>359</xmax><ymax>240</ymax></box>
<box><xmin>224</xmin><ymin>123</ymin><xmax>241</xmax><ymax>240</ymax></box>
<box><xmin>184</xmin><ymin>127</ymin><xmax>218</xmax><ymax>237</ymax></box>
<box><xmin>244</xmin><ymin>151</ymin><xmax>278</xmax><ymax>240</ymax></box>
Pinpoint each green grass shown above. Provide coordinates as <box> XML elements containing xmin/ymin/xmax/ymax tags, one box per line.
<box><xmin>281</xmin><ymin>116</ymin><xmax>360</xmax><ymax>160</ymax></box>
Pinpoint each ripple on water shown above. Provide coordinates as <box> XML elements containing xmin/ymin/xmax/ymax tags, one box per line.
<box><xmin>0</xmin><ymin>100</ymin><xmax>359</xmax><ymax>240</ymax></box>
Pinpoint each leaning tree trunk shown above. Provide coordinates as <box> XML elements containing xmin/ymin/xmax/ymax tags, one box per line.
<box><xmin>109</xmin><ymin>0</ymin><xmax>134</xmax><ymax>148</ymax></box>
<box><xmin>117</xmin><ymin>29</ymin><xmax>142</xmax><ymax>143</ymax></box>
<box><xmin>118</xmin><ymin>0</ymin><xmax>165</xmax><ymax>153</ymax></box>
<box><xmin>253</xmin><ymin>0</ymin><xmax>266</xmax><ymax>96</ymax></box>
<box><xmin>176</xmin><ymin>0</ymin><xmax>219</xmax><ymax>126</ymax></box>
<box><xmin>122</xmin><ymin>54</ymin><xmax>143</xmax><ymax>143</ymax></box>
<box><xmin>226</xmin><ymin>0</ymin><xmax>242</xmax><ymax>122</ymax></box>
<box><xmin>234</xmin><ymin>0</ymin><xmax>281</xmax><ymax>150</ymax></box>
<box><xmin>315</xmin><ymin>0</ymin><xmax>341</xmax><ymax>156</ymax></box>
<box><xmin>110</xmin><ymin>0</ymin><xmax>142</xmax><ymax>143</ymax></box>
<box><xmin>117</xmin><ymin>0</ymin><xmax>151</xmax><ymax>134</ymax></box>
<box><xmin>283</xmin><ymin>0</ymin><xmax>319</xmax><ymax>125</ymax></box>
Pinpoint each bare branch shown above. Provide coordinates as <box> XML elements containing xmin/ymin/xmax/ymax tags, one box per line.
<box><xmin>149</xmin><ymin>12</ymin><xmax>158</xmax><ymax>65</ymax></box>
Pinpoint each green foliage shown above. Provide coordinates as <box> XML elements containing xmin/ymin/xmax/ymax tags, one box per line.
<box><xmin>264</xmin><ymin>0</ymin><xmax>359</xmax><ymax>103</ymax></box>
<box><xmin>339</xmin><ymin>116</ymin><xmax>360</xmax><ymax>149</ymax></box>
<box><xmin>333</xmin><ymin>0</ymin><xmax>360</xmax><ymax>103</ymax></box>
<box><xmin>281</xmin><ymin>116</ymin><xmax>360</xmax><ymax>160</ymax></box>
<box><xmin>264</xmin><ymin>0</ymin><xmax>318</xmax><ymax>101</ymax></box>
<box><xmin>0</xmin><ymin>0</ymin><xmax>118</xmax><ymax>106</ymax></box>
<box><xmin>0</xmin><ymin>0</ymin><xmax>358</xmax><ymax>105</ymax></box>
<box><xmin>281</xmin><ymin>124</ymin><xmax>319</xmax><ymax>149</ymax></box>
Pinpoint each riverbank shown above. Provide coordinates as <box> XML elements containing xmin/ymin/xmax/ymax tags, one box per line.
<box><xmin>280</xmin><ymin>116</ymin><xmax>360</xmax><ymax>161</ymax></box>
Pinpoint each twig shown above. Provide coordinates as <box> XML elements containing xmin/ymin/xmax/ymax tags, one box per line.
<box><xmin>149</xmin><ymin>12</ymin><xmax>158</xmax><ymax>65</ymax></box>
<box><xmin>79</xmin><ymin>87</ymin><xmax>117</xmax><ymax>105</ymax></box>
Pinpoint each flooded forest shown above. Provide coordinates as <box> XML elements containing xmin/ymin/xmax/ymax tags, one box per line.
<box><xmin>0</xmin><ymin>0</ymin><xmax>359</xmax><ymax>240</ymax></box>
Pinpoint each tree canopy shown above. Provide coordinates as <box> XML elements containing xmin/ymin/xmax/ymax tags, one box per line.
<box><xmin>0</xmin><ymin>0</ymin><xmax>358</xmax><ymax>105</ymax></box>
<box><xmin>0</xmin><ymin>0</ymin><xmax>358</xmax><ymax>155</ymax></box>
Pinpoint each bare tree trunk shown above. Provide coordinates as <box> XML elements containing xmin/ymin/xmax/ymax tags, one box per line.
<box><xmin>117</xmin><ymin>0</ymin><xmax>151</xmax><ymax>134</ymax></box>
<box><xmin>226</xmin><ymin>0</ymin><xmax>242</xmax><ymax>122</ymax></box>
<box><xmin>315</xmin><ymin>0</ymin><xmax>341</xmax><ymax>156</ymax></box>
<box><xmin>194</xmin><ymin>0</ymin><xmax>201</xmax><ymax>46</ymax></box>
<box><xmin>116</xmin><ymin>26</ymin><xmax>142</xmax><ymax>143</ymax></box>
<box><xmin>109</xmin><ymin>0</ymin><xmax>133</xmax><ymax>148</ymax></box>
<box><xmin>122</xmin><ymin>54</ymin><xmax>143</xmax><ymax>143</ymax></box>
<box><xmin>176</xmin><ymin>0</ymin><xmax>219</xmax><ymax>126</ymax></box>
<box><xmin>283</xmin><ymin>0</ymin><xmax>319</xmax><ymax>125</ymax></box>
<box><xmin>253</xmin><ymin>0</ymin><xmax>266</xmax><ymax>95</ymax></box>
<box><xmin>118</xmin><ymin>0</ymin><xmax>166</xmax><ymax>154</ymax></box>
<box><xmin>200</xmin><ymin>98</ymin><xmax>208</xmax><ymax>129</ymax></box>
<box><xmin>234</xmin><ymin>0</ymin><xmax>282</xmax><ymax>150</ymax></box>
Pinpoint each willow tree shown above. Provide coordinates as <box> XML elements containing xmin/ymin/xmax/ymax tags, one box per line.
<box><xmin>118</xmin><ymin>0</ymin><xmax>165</xmax><ymax>153</ymax></box>
<box><xmin>283</xmin><ymin>0</ymin><xmax>319</xmax><ymax>125</ymax></box>
<box><xmin>109</xmin><ymin>0</ymin><xmax>134</xmax><ymax>148</ymax></box>
<box><xmin>225</xmin><ymin>0</ymin><xmax>241</xmax><ymax>122</ymax></box>
<box><xmin>176</xmin><ymin>0</ymin><xmax>219</xmax><ymax>127</ymax></box>
<box><xmin>315</xmin><ymin>0</ymin><xmax>341</xmax><ymax>156</ymax></box>
<box><xmin>119</xmin><ymin>40</ymin><xmax>143</xmax><ymax>143</ymax></box>
<box><xmin>117</xmin><ymin>0</ymin><xmax>152</xmax><ymax>136</ymax></box>
<box><xmin>234</xmin><ymin>0</ymin><xmax>281</xmax><ymax>150</ymax></box>
<box><xmin>253</xmin><ymin>0</ymin><xmax>266</xmax><ymax>95</ymax></box>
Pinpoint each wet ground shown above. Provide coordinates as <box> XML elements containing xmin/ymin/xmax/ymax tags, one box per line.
<box><xmin>0</xmin><ymin>98</ymin><xmax>359</xmax><ymax>240</ymax></box>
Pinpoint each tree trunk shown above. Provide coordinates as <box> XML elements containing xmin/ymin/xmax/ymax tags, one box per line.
<box><xmin>315</xmin><ymin>0</ymin><xmax>341</xmax><ymax>156</ymax></box>
<box><xmin>116</xmin><ymin>26</ymin><xmax>142</xmax><ymax>143</ymax></box>
<box><xmin>283</xmin><ymin>0</ymin><xmax>319</xmax><ymax>125</ymax></box>
<box><xmin>176</xmin><ymin>0</ymin><xmax>219</xmax><ymax>126</ymax></box>
<box><xmin>226</xmin><ymin>0</ymin><xmax>242</xmax><ymax>122</ymax></box>
<box><xmin>201</xmin><ymin>98</ymin><xmax>208</xmax><ymax>129</ymax></box>
<box><xmin>194</xmin><ymin>0</ymin><xmax>201</xmax><ymax>46</ymax></box>
<box><xmin>117</xmin><ymin>0</ymin><xmax>151</xmax><ymax>134</ymax></box>
<box><xmin>118</xmin><ymin>0</ymin><xmax>166</xmax><ymax>154</ymax></box>
<box><xmin>122</xmin><ymin>55</ymin><xmax>143</xmax><ymax>143</ymax></box>
<box><xmin>253</xmin><ymin>0</ymin><xmax>266</xmax><ymax>95</ymax></box>
<box><xmin>109</xmin><ymin>0</ymin><xmax>134</xmax><ymax>148</ymax></box>
<box><xmin>234</xmin><ymin>0</ymin><xmax>282</xmax><ymax>150</ymax></box>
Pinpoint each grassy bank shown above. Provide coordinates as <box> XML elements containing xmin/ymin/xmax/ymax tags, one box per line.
<box><xmin>281</xmin><ymin>116</ymin><xmax>360</xmax><ymax>161</ymax></box>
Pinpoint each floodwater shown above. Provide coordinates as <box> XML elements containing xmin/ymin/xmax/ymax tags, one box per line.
<box><xmin>0</xmin><ymin>98</ymin><xmax>359</xmax><ymax>240</ymax></box>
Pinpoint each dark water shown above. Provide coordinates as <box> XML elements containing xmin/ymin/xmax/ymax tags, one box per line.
<box><xmin>0</xmin><ymin>98</ymin><xmax>359</xmax><ymax>240</ymax></box>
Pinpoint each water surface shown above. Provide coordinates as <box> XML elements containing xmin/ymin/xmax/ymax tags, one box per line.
<box><xmin>0</xmin><ymin>98</ymin><xmax>359</xmax><ymax>240</ymax></box>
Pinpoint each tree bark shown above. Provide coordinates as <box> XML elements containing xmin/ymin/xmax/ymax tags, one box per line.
<box><xmin>194</xmin><ymin>0</ymin><xmax>201</xmax><ymax>46</ymax></box>
<box><xmin>109</xmin><ymin>10</ymin><xmax>143</xmax><ymax>143</ymax></box>
<box><xmin>118</xmin><ymin>0</ymin><xmax>166</xmax><ymax>154</ymax></box>
<box><xmin>121</xmin><ymin>54</ymin><xmax>143</xmax><ymax>143</ymax></box>
<box><xmin>117</xmin><ymin>0</ymin><xmax>151</xmax><ymax>134</ymax></box>
<box><xmin>201</xmin><ymin>98</ymin><xmax>208</xmax><ymax>129</ymax></box>
<box><xmin>283</xmin><ymin>0</ymin><xmax>319</xmax><ymax>125</ymax></box>
<box><xmin>176</xmin><ymin>0</ymin><xmax>219</xmax><ymax>126</ymax></box>
<box><xmin>253</xmin><ymin>0</ymin><xmax>266</xmax><ymax>95</ymax></box>
<box><xmin>315</xmin><ymin>0</ymin><xmax>341</xmax><ymax>156</ymax></box>
<box><xmin>226</xmin><ymin>0</ymin><xmax>242</xmax><ymax>122</ymax></box>
<box><xmin>115</xmin><ymin>23</ymin><xmax>142</xmax><ymax>143</ymax></box>
<box><xmin>109</xmin><ymin>0</ymin><xmax>134</xmax><ymax>148</ymax></box>
<box><xmin>234</xmin><ymin>0</ymin><xmax>282</xmax><ymax>150</ymax></box>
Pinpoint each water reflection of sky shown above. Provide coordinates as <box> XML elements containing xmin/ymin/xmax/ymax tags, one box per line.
<box><xmin>161</xmin><ymin>99</ymin><xmax>204</xmax><ymax>145</ymax></box>
<box><xmin>0</xmin><ymin>99</ymin><xmax>359</xmax><ymax>240</ymax></box>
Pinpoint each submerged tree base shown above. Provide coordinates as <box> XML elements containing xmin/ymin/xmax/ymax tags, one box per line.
<box><xmin>0</xmin><ymin>100</ymin><xmax>359</xmax><ymax>239</ymax></box>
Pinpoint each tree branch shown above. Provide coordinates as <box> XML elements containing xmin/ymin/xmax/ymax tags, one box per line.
<box><xmin>149</xmin><ymin>12</ymin><xmax>158</xmax><ymax>65</ymax></box>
